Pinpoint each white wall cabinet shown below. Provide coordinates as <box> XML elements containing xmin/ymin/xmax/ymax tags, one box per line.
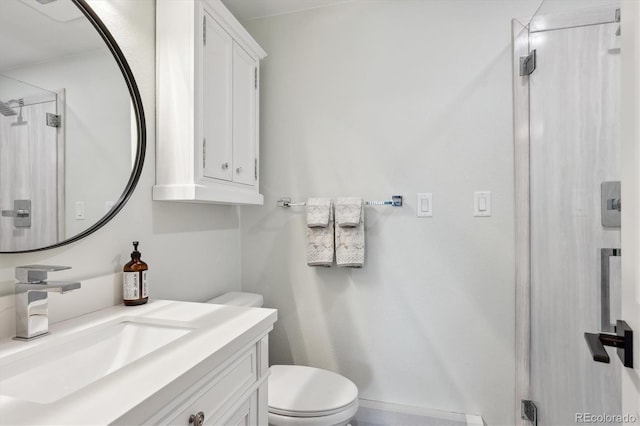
<box><xmin>154</xmin><ymin>0</ymin><xmax>266</xmax><ymax>205</ymax></box>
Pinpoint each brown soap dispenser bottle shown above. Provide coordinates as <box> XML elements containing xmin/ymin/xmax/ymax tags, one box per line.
<box><xmin>123</xmin><ymin>241</ymin><xmax>149</xmax><ymax>306</ymax></box>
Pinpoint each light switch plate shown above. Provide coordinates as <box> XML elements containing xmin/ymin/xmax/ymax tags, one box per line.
<box><xmin>417</xmin><ymin>193</ymin><xmax>433</xmax><ymax>217</ymax></box>
<box><xmin>474</xmin><ymin>191</ymin><xmax>491</xmax><ymax>217</ymax></box>
<box><xmin>75</xmin><ymin>201</ymin><xmax>85</xmax><ymax>220</ymax></box>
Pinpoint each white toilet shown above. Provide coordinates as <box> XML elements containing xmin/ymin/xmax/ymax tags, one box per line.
<box><xmin>207</xmin><ymin>292</ymin><xmax>359</xmax><ymax>426</ymax></box>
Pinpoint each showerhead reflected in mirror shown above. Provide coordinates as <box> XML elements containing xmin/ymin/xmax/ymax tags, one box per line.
<box><xmin>0</xmin><ymin>0</ymin><xmax>145</xmax><ymax>252</ymax></box>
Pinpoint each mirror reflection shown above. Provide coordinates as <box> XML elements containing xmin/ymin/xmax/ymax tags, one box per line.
<box><xmin>0</xmin><ymin>0</ymin><xmax>136</xmax><ymax>252</ymax></box>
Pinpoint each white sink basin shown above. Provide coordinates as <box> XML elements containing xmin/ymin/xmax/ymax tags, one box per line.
<box><xmin>0</xmin><ymin>320</ymin><xmax>192</xmax><ymax>403</ymax></box>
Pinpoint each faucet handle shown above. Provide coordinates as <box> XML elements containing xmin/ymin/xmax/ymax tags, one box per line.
<box><xmin>16</xmin><ymin>265</ymin><xmax>71</xmax><ymax>283</ymax></box>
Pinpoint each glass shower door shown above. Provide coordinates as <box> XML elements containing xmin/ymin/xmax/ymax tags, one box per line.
<box><xmin>526</xmin><ymin>5</ymin><xmax>624</xmax><ymax>426</ymax></box>
<box><xmin>0</xmin><ymin>75</ymin><xmax>62</xmax><ymax>251</ymax></box>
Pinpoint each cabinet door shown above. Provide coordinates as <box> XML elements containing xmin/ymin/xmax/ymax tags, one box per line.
<box><xmin>218</xmin><ymin>393</ymin><xmax>258</xmax><ymax>426</ymax></box>
<box><xmin>160</xmin><ymin>345</ymin><xmax>258</xmax><ymax>425</ymax></box>
<box><xmin>202</xmin><ymin>12</ymin><xmax>233</xmax><ymax>181</ymax></box>
<box><xmin>232</xmin><ymin>42</ymin><xmax>258</xmax><ymax>186</ymax></box>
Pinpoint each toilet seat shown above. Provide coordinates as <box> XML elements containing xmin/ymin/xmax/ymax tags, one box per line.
<box><xmin>270</xmin><ymin>395</ymin><xmax>359</xmax><ymax>417</ymax></box>
<box><xmin>267</xmin><ymin>400</ymin><xmax>358</xmax><ymax>426</ymax></box>
<box><xmin>268</xmin><ymin>365</ymin><xmax>358</xmax><ymax>418</ymax></box>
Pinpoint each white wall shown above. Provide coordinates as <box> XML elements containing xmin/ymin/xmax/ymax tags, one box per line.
<box><xmin>239</xmin><ymin>1</ymin><xmax>542</xmax><ymax>424</ymax></box>
<box><xmin>0</xmin><ymin>0</ymin><xmax>241</xmax><ymax>338</ymax></box>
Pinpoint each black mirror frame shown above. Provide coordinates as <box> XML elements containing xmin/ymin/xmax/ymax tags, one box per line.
<box><xmin>2</xmin><ymin>0</ymin><xmax>146</xmax><ymax>253</ymax></box>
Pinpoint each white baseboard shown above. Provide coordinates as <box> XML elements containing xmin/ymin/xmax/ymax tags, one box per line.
<box><xmin>355</xmin><ymin>398</ymin><xmax>486</xmax><ymax>426</ymax></box>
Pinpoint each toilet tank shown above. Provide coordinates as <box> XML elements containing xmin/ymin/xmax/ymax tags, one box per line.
<box><xmin>206</xmin><ymin>292</ymin><xmax>264</xmax><ymax>307</ymax></box>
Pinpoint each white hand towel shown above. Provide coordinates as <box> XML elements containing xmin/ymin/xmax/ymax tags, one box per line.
<box><xmin>306</xmin><ymin>198</ymin><xmax>331</xmax><ymax>228</ymax></box>
<box><xmin>307</xmin><ymin>201</ymin><xmax>334</xmax><ymax>267</ymax></box>
<box><xmin>335</xmin><ymin>197</ymin><xmax>362</xmax><ymax>227</ymax></box>
<box><xmin>336</xmin><ymin>201</ymin><xmax>364</xmax><ymax>268</ymax></box>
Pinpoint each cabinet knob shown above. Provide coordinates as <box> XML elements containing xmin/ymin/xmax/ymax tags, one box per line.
<box><xmin>221</xmin><ymin>162</ymin><xmax>229</xmax><ymax>170</ymax></box>
<box><xmin>189</xmin><ymin>411</ymin><xmax>205</xmax><ymax>426</ymax></box>
<box><xmin>236</xmin><ymin>166</ymin><xmax>243</xmax><ymax>173</ymax></box>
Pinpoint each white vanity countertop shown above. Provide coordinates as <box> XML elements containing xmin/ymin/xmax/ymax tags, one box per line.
<box><xmin>0</xmin><ymin>299</ymin><xmax>277</xmax><ymax>425</ymax></box>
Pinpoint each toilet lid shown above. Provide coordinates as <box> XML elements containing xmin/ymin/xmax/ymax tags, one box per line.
<box><xmin>268</xmin><ymin>365</ymin><xmax>358</xmax><ymax>417</ymax></box>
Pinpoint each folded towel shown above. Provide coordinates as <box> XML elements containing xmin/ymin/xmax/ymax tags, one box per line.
<box><xmin>306</xmin><ymin>198</ymin><xmax>332</xmax><ymax>228</ymax></box>
<box><xmin>336</xmin><ymin>202</ymin><xmax>364</xmax><ymax>267</ymax></box>
<box><xmin>307</xmin><ymin>201</ymin><xmax>334</xmax><ymax>267</ymax></box>
<box><xmin>335</xmin><ymin>197</ymin><xmax>362</xmax><ymax>227</ymax></box>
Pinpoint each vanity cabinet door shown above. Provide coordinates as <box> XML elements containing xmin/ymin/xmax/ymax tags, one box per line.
<box><xmin>202</xmin><ymin>12</ymin><xmax>233</xmax><ymax>182</ymax></box>
<box><xmin>218</xmin><ymin>392</ymin><xmax>258</xmax><ymax>426</ymax></box>
<box><xmin>231</xmin><ymin>42</ymin><xmax>258</xmax><ymax>187</ymax></box>
<box><xmin>164</xmin><ymin>345</ymin><xmax>258</xmax><ymax>425</ymax></box>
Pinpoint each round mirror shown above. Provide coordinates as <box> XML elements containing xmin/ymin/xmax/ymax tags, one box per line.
<box><xmin>0</xmin><ymin>0</ymin><xmax>145</xmax><ymax>253</ymax></box>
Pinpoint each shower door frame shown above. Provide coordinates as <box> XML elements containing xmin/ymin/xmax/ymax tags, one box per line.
<box><xmin>512</xmin><ymin>15</ymin><xmax>530</xmax><ymax>426</ymax></box>
<box><xmin>512</xmin><ymin>3</ymin><xmax>640</xmax><ymax>425</ymax></box>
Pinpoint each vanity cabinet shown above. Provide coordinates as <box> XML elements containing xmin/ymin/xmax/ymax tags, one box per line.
<box><xmin>0</xmin><ymin>301</ymin><xmax>276</xmax><ymax>426</ymax></box>
<box><xmin>154</xmin><ymin>0</ymin><xmax>266</xmax><ymax>205</ymax></box>
<box><xmin>147</xmin><ymin>336</ymin><xmax>270</xmax><ymax>425</ymax></box>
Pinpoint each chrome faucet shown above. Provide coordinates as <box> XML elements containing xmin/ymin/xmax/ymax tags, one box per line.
<box><xmin>14</xmin><ymin>265</ymin><xmax>81</xmax><ymax>341</ymax></box>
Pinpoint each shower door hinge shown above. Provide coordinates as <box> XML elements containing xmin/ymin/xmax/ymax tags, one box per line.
<box><xmin>46</xmin><ymin>113</ymin><xmax>61</xmax><ymax>128</ymax></box>
<box><xmin>203</xmin><ymin>16</ymin><xmax>206</xmax><ymax>45</ymax></box>
<box><xmin>521</xmin><ymin>400</ymin><xmax>537</xmax><ymax>426</ymax></box>
<box><xmin>520</xmin><ymin>50</ymin><xmax>536</xmax><ymax>76</ymax></box>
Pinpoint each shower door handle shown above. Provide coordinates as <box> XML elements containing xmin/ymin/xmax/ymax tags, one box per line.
<box><xmin>600</xmin><ymin>248</ymin><xmax>621</xmax><ymax>333</ymax></box>
<box><xmin>2</xmin><ymin>209</ymin><xmax>29</xmax><ymax>217</ymax></box>
<box><xmin>584</xmin><ymin>319</ymin><xmax>633</xmax><ymax>368</ymax></box>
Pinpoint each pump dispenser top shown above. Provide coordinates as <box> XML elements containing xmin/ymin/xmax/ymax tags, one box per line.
<box><xmin>131</xmin><ymin>241</ymin><xmax>141</xmax><ymax>258</ymax></box>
